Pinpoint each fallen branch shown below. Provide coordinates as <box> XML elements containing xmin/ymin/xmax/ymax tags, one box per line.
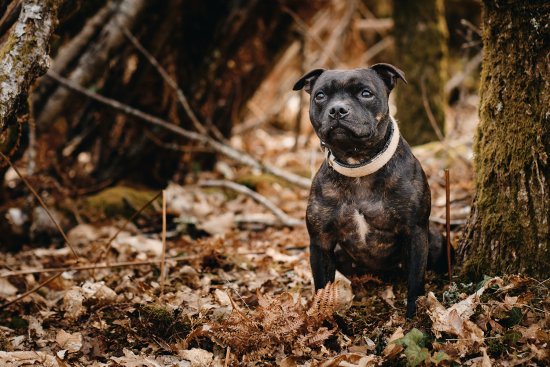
<box><xmin>0</xmin><ymin>255</ymin><xmax>199</xmax><ymax>278</ymax></box>
<box><xmin>46</xmin><ymin>71</ymin><xmax>312</xmax><ymax>189</ymax></box>
<box><xmin>36</xmin><ymin>0</ymin><xmax>148</xmax><ymax>128</ymax></box>
<box><xmin>354</xmin><ymin>18</ymin><xmax>393</xmax><ymax>32</ymax></box>
<box><xmin>198</xmin><ymin>179</ymin><xmax>303</xmax><ymax>227</ymax></box>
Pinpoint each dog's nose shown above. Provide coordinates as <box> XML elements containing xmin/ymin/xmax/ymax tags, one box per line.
<box><xmin>328</xmin><ymin>104</ymin><xmax>349</xmax><ymax>119</ymax></box>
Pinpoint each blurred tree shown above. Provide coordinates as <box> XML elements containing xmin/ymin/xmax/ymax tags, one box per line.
<box><xmin>0</xmin><ymin>0</ymin><xmax>59</xmax><ymax>163</ymax></box>
<box><xmin>27</xmin><ymin>0</ymin><xmax>320</xmax><ymax>188</ymax></box>
<box><xmin>393</xmin><ymin>0</ymin><xmax>448</xmax><ymax>145</ymax></box>
<box><xmin>460</xmin><ymin>0</ymin><xmax>549</xmax><ymax>278</ymax></box>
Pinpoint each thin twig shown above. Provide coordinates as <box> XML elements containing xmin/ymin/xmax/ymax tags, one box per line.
<box><xmin>316</xmin><ymin>0</ymin><xmax>356</xmax><ymax>67</ymax></box>
<box><xmin>46</xmin><ymin>71</ymin><xmax>311</xmax><ymax>189</ymax></box>
<box><xmin>359</xmin><ymin>36</ymin><xmax>393</xmax><ymax>65</ymax></box>
<box><xmin>95</xmin><ymin>190</ymin><xmax>163</xmax><ymax>263</ymax></box>
<box><xmin>292</xmin><ymin>35</ymin><xmax>305</xmax><ymax>152</ymax></box>
<box><xmin>120</xmin><ymin>26</ymin><xmax>208</xmax><ymax>135</ymax></box>
<box><xmin>198</xmin><ymin>180</ymin><xmax>303</xmax><ymax>227</ymax></box>
<box><xmin>0</xmin><ymin>152</ymin><xmax>80</xmax><ymax>262</ymax></box>
<box><xmin>445</xmin><ymin>51</ymin><xmax>482</xmax><ymax>94</ymax></box>
<box><xmin>0</xmin><ymin>255</ymin><xmax>199</xmax><ymax>278</ymax></box>
<box><xmin>282</xmin><ymin>6</ymin><xmax>339</xmax><ymax>65</ymax></box>
<box><xmin>0</xmin><ymin>273</ymin><xmax>62</xmax><ymax>309</ymax></box>
<box><xmin>445</xmin><ymin>169</ymin><xmax>452</xmax><ymax>283</ymax></box>
<box><xmin>420</xmin><ymin>75</ymin><xmax>445</xmax><ymax>142</ymax></box>
<box><xmin>160</xmin><ymin>190</ymin><xmax>167</xmax><ymax>295</ymax></box>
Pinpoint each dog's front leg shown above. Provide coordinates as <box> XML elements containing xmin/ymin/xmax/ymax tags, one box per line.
<box><xmin>310</xmin><ymin>239</ymin><xmax>336</xmax><ymax>290</ymax></box>
<box><xmin>406</xmin><ymin>225</ymin><xmax>429</xmax><ymax>318</ymax></box>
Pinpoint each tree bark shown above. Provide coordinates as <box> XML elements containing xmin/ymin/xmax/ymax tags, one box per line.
<box><xmin>393</xmin><ymin>0</ymin><xmax>448</xmax><ymax>145</ymax></box>
<box><xmin>0</xmin><ymin>0</ymin><xmax>59</xmax><ymax>143</ymax></box>
<box><xmin>459</xmin><ymin>0</ymin><xmax>550</xmax><ymax>279</ymax></box>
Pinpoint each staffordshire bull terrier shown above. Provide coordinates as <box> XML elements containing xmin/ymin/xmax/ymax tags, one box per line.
<box><xmin>293</xmin><ymin>64</ymin><xmax>444</xmax><ymax>318</ymax></box>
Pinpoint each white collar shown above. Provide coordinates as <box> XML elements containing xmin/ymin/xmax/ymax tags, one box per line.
<box><xmin>322</xmin><ymin>117</ymin><xmax>400</xmax><ymax>178</ymax></box>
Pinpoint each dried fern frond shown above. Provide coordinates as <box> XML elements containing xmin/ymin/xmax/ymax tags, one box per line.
<box><xmin>308</xmin><ymin>279</ymin><xmax>353</xmax><ymax>322</ymax></box>
<box><xmin>298</xmin><ymin>326</ymin><xmax>335</xmax><ymax>348</ymax></box>
<box><xmin>207</xmin><ymin>282</ymin><xmax>353</xmax><ymax>361</ymax></box>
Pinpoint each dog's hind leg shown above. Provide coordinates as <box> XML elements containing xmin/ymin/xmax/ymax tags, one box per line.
<box><xmin>427</xmin><ymin>223</ymin><xmax>454</xmax><ymax>274</ymax></box>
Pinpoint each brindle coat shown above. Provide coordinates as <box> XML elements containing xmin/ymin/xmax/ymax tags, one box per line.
<box><xmin>294</xmin><ymin>65</ymin><xmax>442</xmax><ymax>318</ymax></box>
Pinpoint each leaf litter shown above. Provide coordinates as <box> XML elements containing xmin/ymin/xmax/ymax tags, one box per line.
<box><xmin>0</xmin><ymin>111</ymin><xmax>548</xmax><ymax>366</ymax></box>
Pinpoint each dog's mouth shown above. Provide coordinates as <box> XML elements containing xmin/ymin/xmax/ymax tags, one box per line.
<box><xmin>325</xmin><ymin>122</ymin><xmax>373</xmax><ymax>141</ymax></box>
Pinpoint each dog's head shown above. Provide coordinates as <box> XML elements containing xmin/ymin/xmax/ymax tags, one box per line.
<box><xmin>293</xmin><ymin>64</ymin><xmax>406</xmax><ymax>162</ymax></box>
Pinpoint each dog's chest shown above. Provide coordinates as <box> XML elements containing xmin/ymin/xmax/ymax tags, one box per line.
<box><xmin>312</xmin><ymin>178</ymin><xmax>404</xmax><ymax>262</ymax></box>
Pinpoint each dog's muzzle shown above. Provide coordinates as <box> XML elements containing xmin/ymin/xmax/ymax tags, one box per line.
<box><xmin>322</xmin><ymin>117</ymin><xmax>400</xmax><ymax>178</ymax></box>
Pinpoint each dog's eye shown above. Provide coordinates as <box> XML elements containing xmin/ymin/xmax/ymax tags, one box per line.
<box><xmin>315</xmin><ymin>91</ymin><xmax>326</xmax><ymax>101</ymax></box>
<box><xmin>361</xmin><ymin>90</ymin><xmax>373</xmax><ymax>98</ymax></box>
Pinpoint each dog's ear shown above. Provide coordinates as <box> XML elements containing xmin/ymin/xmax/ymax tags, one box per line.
<box><xmin>293</xmin><ymin>69</ymin><xmax>325</xmax><ymax>94</ymax></box>
<box><xmin>370</xmin><ymin>63</ymin><xmax>407</xmax><ymax>91</ymax></box>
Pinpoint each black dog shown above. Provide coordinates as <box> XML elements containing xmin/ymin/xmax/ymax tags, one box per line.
<box><xmin>293</xmin><ymin>65</ymin><xmax>444</xmax><ymax>318</ymax></box>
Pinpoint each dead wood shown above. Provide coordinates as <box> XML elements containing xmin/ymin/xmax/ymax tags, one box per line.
<box><xmin>198</xmin><ymin>180</ymin><xmax>303</xmax><ymax>227</ymax></box>
<box><xmin>35</xmin><ymin>0</ymin><xmax>147</xmax><ymax>130</ymax></box>
<box><xmin>46</xmin><ymin>71</ymin><xmax>312</xmax><ymax>189</ymax></box>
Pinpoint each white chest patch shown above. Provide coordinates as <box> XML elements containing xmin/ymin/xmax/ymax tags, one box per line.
<box><xmin>353</xmin><ymin>209</ymin><xmax>369</xmax><ymax>243</ymax></box>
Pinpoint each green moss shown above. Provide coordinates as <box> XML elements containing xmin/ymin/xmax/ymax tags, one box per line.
<box><xmin>135</xmin><ymin>304</ymin><xmax>192</xmax><ymax>342</ymax></box>
<box><xmin>84</xmin><ymin>186</ymin><xmax>159</xmax><ymax>218</ymax></box>
<box><xmin>460</xmin><ymin>0</ymin><xmax>549</xmax><ymax>279</ymax></box>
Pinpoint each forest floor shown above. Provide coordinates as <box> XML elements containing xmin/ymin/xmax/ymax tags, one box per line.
<box><xmin>0</xmin><ymin>101</ymin><xmax>548</xmax><ymax>366</ymax></box>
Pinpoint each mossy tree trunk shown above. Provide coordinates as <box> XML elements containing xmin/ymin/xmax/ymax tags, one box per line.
<box><xmin>393</xmin><ymin>0</ymin><xmax>448</xmax><ymax>145</ymax></box>
<box><xmin>0</xmin><ymin>0</ymin><xmax>60</xmax><ymax>190</ymax></box>
<box><xmin>460</xmin><ymin>0</ymin><xmax>549</xmax><ymax>279</ymax></box>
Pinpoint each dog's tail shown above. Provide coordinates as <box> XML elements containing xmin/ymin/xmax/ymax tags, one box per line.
<box><xmin>427</xmin><ymin>223</ymin><xmax>454</xmax><ymax>274</ymax></box>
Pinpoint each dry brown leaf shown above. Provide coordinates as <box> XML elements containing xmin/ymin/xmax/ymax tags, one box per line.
<box><xmin>81</xmin><ymin>281</ymin><xmax>117</xmax><ymax>303</ymax></box>
<box><xmin>113</xmin><ymin>233</ymin><xmax>163</xmax><ymax>255</ymax></box>
<box><xmin>55</xmin><ymin>329</ymin><xmax>83</xmax><ymax>353</ymax></box>
<box><xmin>0</xmin><ymin>278</ymin><xmax>18</xmax><ymax>297</ymax></box>
<box><xmin>379</xmin><ymin>285</ymin><xmax>396</xmax><ymax>308</ymax></box>
<box><xmin>111</xmin><ymin>349</ymin><xmax>187</xmax><ymax>367</ymax></box>
<box><xmin>426</xmin><ymin>277</ymin><xmax>502</xmax><ymax>339</ymax></box>
<box><xmin>320</xmin><ymin>353</ymin><xmax>379</xmax><ymax>367</ymax></box>
<box><xmin>62</xmin><ymin>287</ymin><xmax>86</xmax><ymax>320</ymax></box>
<box><xmin>178</xmin><ymin>348</ymin><xmax>214</xmax><ymax>367</ymax></box>
<box><xmin>383</xmin><ymin>326</ymin><xmax>404</xmax><ymax>358</ymax></box>
<box><xmin>0</xmin><ymin>351</ymin><xmax>60</xmax><ymax>367</ymax></box>
<box><xmin>200</xmin><ymin>212</ymin><xmax>235</xmax><ymax>235</ymax></box>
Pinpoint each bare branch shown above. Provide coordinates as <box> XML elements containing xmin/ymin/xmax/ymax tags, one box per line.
<box><xmin>0</xmin><ymin>255</ymin><xmax>198</xmax><ymax>278</ymax></box>
<box><xmin>198</xmin><ymin>179</ymin><xmax>303</xmax><ymax>227</ymax></box>
<box><xmin>120</xmin><ymin>25</ymin><xmax>208</xmax><ymax>135</ymax></box>
<box><xmin>46</xmin><ymin>71</ymin><xmax>312</xmax><ymax>189</ymax></box>
<box><xmin>36</xmin><ymin>0</ymin><xmax>148</xmax><ymax>128</ymax></box>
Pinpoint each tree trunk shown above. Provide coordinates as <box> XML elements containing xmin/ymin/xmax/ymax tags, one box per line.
<box><xmin>0</xmin><ymin>0</ymin><xmax>60</xmax><ymax>189</ymax></box>
<box><xmin>459</xmin><ymin>0</ymin><xmax>550</xmax><ymax>279</ymax></box>
<box><xmin>393</xmin><ymin>0</ymin><xmax>448</xmax><ymax>145</ymax></box>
